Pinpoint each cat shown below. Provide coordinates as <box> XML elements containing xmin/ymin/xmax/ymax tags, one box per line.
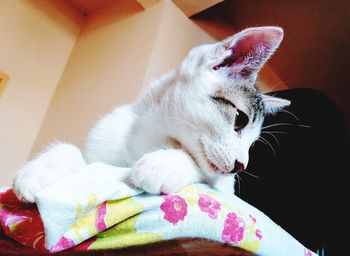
<box><xmin>13</xmin><ymin>26</ymin><xmax>290</xmax><ymax>203</ymax></box>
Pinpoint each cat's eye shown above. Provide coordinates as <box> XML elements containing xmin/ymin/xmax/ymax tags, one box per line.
<box><xmin>212</xmin><ymin>96</ymin><xmax>249</xmax><ymax>132</ymax></box>
<box><xmin>211</xmin><ymin>96</ymin><xmax>235</xmax><ymax>108</ymax></box>
<box><xmin>234</xmin><ymin>109</ymin><xmax>249</xmax><ymax>132</ymax></box>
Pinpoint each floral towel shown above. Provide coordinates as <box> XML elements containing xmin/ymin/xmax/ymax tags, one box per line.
<box><xmin>0</xmin><ymin>163</ymin><xmax>317</xmax><ymax>255</ymax></box>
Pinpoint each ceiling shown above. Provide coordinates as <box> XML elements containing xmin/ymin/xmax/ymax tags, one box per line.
<box><xmin>64</xmin><ymin>0</ymin><xmax>120</xmax><ymax>16</ymax></box>
<box><xmin>63</xmin><ymin>0</ymin><xmax>223</xmax><ymax>17</ymax></box>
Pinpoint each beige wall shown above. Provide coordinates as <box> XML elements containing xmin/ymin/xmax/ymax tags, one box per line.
<box><xmin>143</xmin><ymin>1</ymin><xmax>215</xmax><ymax>85</ymax></box>
<box><xmin>1</xmin><ymin>0</ymin><xmax>289</xmax><ymax>187</ymax></box>
<box><xmin>31</xmin><ymin>1</ymin><xmax>217</xmax><ymax>155</ymax></box>
<box><xmin>0</xmin><ymin>0</ymin><xmax>80</xmax><ymax>186</ymax></box>
<box><xmin>31</xmin><ymin>1</ymin><xmax>162</xmax><ymax>154</ymax></box>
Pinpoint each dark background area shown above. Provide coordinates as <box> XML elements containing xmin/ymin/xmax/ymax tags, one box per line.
<box><xmin>193</xmin><ymin>3</ymin><xmax>350</xmax><ymax>252</ymax></box>
<box><xmin>197</xmin><ymin>0</ymin><xmax>350</xmax><ymax>127</ymax></box>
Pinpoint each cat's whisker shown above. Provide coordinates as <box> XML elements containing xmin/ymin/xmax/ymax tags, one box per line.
<box><xmin>258</xmin><ymin>137</ymin><xmax>276</xmax><ymax>157</ymax></box>
<box><xmin>235</xmin><ymin>174</ymin><xmax>242</xmax><ymax>195</ymax></box>
<box><xmin>262</xmin><ymin>122</ymin><xmax>293</xmax><ymax>130</ymax></box>
<box><xmin>243</xmin><ymin>170</ymin><xmax>260</xmax><ymax>179</ymax></box>
<box><xmin>262</xmin><ymin>130</ymin><xmax>288</xmax><ymax>135</ymax></box>
<box><xmin>280</xmin><ymin>109</ymin><xmax>300</xmax><ymax>121</ymax></box>
<box><xmin>261</xmin><ymin>131</ymin><xmax>280</xmax><ymax>145</ymax></box>
<box><xmin>262</xmin><ymin>122</ymin><xmax>311</xmax><ymax>131</ymax></box>
<box><xmin>265</xmin><ymin>80</ymin><xmax>290</xmax><ymax>92</ymax></box>
<box><xmin>298</xmin><ymin>124</ymin><xmax>311</xmax><ymax>128</ymax></box>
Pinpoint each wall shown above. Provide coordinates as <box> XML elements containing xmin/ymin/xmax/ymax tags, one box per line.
<box><xmin>31</xmin><ymin>1</ymin><xmax>161</xmax><ymax>155</ymax></box>
<box><xmin>144</xmin><ymin>0</ymin><xmax>288</xmax><ymax>91</ymax></box>
<box><xmin>0</xmin><ymin>0</ymin><xmax>80</xmax><ymax>186</ymax></box>
<box><xmin>143</xmin><ymin>1</ymin><xmax>215</xmax><ymax>85</ymax></box>
<box><xmin>32</xmin><ymin>1</ymin><xmax>216</xmax><ymax>156</ymax></box>
<box><xmin>31</xmin><ymin>1</ymin><xmax>219</xmax><ymax>155</ymax></box>
<box><xmin>2</xmin><ymin>0</ymin><xmax>290</xmax><ymax>186</ymax></box>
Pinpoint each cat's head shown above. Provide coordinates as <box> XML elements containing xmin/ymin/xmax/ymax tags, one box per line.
<box><xmin>147</xmin><ymin>26</ymin><xmax>290</xmax><ymax>179</ymax></box>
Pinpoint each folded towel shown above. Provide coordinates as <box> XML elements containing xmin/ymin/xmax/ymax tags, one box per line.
<box><xmin>0</xmin><ymin>163</ymin><xmax>317</xmax><ymax>255</ymax></box>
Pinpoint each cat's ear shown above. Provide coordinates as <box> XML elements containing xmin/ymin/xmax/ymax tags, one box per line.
<box><xmin>211</xmin><ymin>26</ymin><xmax>284</xmax><ymax>80</ymax></box>
<box><xmin>261</xmin><ymin>94</ymin><xmax>291</xmax><ymax>114</ymax></box>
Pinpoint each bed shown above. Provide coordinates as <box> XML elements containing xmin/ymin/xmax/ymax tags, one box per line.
<box><xmin>0</xmin><ymin>163</ymin><xmax>316</xmax><ymax>255</ymax></box>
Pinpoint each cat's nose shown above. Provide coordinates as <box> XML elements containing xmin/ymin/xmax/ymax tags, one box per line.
<box><xmin>231</xmin><ymin>160</ymin><xmax>245</xmax><ymax>173</ymax></box>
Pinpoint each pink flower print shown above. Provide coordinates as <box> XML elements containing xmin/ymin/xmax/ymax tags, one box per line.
<box><xmin>96</xmin><ymin>201</ymin><xmax>107</xmax><ymax>232</ymax></box>
<box><xmin>304</xmin><ymin>248</ymin><xmax>313</xmax><ymax>256</ymax></box>
<box><xmin>160</xmin><ymin>195</ymin><xmax>188</xmax><ymax>225</ymax></box>
<box><xmin>51</xmin><ymin>236</ymin><xmax>75</xmax><ymax>252</ymax></box>
<box><xmin>255</xmin><ymin>229</ymin><xmax>262</xmax><ymax>240</ymax></box>
<box><xmin>198</xmin><ymin>194</ymin><xmax>221</xmax><ymax>219</ymax></box>
<box><xmin>5</xmin><ymin>215</ymin><xmax>28</xmax><ymax>231</ymax></box>
<box><xmin>73</xmin><ymin>236</ymin><xmax>97</xmax><ymax>251</ymax></box>
<box><xmin>249</xmin><ymin>214</ymin><xmax>257</xmax><ymax>223</ymax></box>
<box><xmin>222</xmin><ymin>212</ymin><xmax>246</xmax><ymax>245</ymax></box>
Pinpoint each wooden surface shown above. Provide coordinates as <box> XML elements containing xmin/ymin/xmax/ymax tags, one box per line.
<box><xmin>0</xmin><ymin>233</ymin><xmax>251</xmax><ymax>256</ymax></box>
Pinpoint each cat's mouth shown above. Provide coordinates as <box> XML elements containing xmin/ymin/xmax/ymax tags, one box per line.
<box><xmin>199</xmin><ymin>139</ymin><xmax>230</xmax><ymax>174</ymax></box>
<box><xmin>205</xmin><ymin>158</ymin><xmax>233</xmax><ymax>174</ymax></box>
<box><xmin>206</xmin><ymin>159</ymin><xmax>224</xmax><ymax>174</ymax></box>
<box><xmin>167</xmin><ymin>136</ymin><xmax>229</xmax><ymax>174</ymax></box>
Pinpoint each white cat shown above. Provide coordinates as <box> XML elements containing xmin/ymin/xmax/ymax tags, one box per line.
<box><xmin>13</xmin><ymin>26</ymin><xmax>290</xmax><ymax>203</ymax></box>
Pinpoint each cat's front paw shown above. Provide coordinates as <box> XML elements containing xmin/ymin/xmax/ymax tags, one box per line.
<box><xmin>13</xmin><ymin>163</ymin><xmax>49</xmax><ymax>203</ymax></box>
<box><xmin>13</xmin><ymin>143</ymin><xmax>86</xmax><ymax>203</ymax></box>
<box><xmin>130</xmin><ymin>150</ymin><xmax>202</xmax><ymax>194</ymax></box>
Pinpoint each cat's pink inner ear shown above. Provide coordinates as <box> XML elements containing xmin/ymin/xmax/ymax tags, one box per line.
<box><xmin>214</xmin><ymin>27</ymin><xmax>283</xmax><ymax>78</ymax></box>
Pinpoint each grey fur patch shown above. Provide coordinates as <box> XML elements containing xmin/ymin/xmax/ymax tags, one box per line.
<box><xmin>237</xmin><ymin>85</ymin><xmax>264</xmax><ymax>123</ymax></box>
<box><xmin>213</xmin><ymin>83</ymin><xmax>265</xmax><ymax>125</ymax></box>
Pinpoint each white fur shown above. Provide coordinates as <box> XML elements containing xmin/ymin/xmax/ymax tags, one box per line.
<box><xmin>130</xmin><ymin>149</ymin><xmax>202</xmax><ymax>194</ymax></box>
<box><xmin>13</xmin><ymin>27</ymin><xmax>290</xmax><ymax>202</ymax></box>
<box><xmin>13</xmin><ymin>143</ymin><xmax>85</xmax><ymax>202</ymax></box>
